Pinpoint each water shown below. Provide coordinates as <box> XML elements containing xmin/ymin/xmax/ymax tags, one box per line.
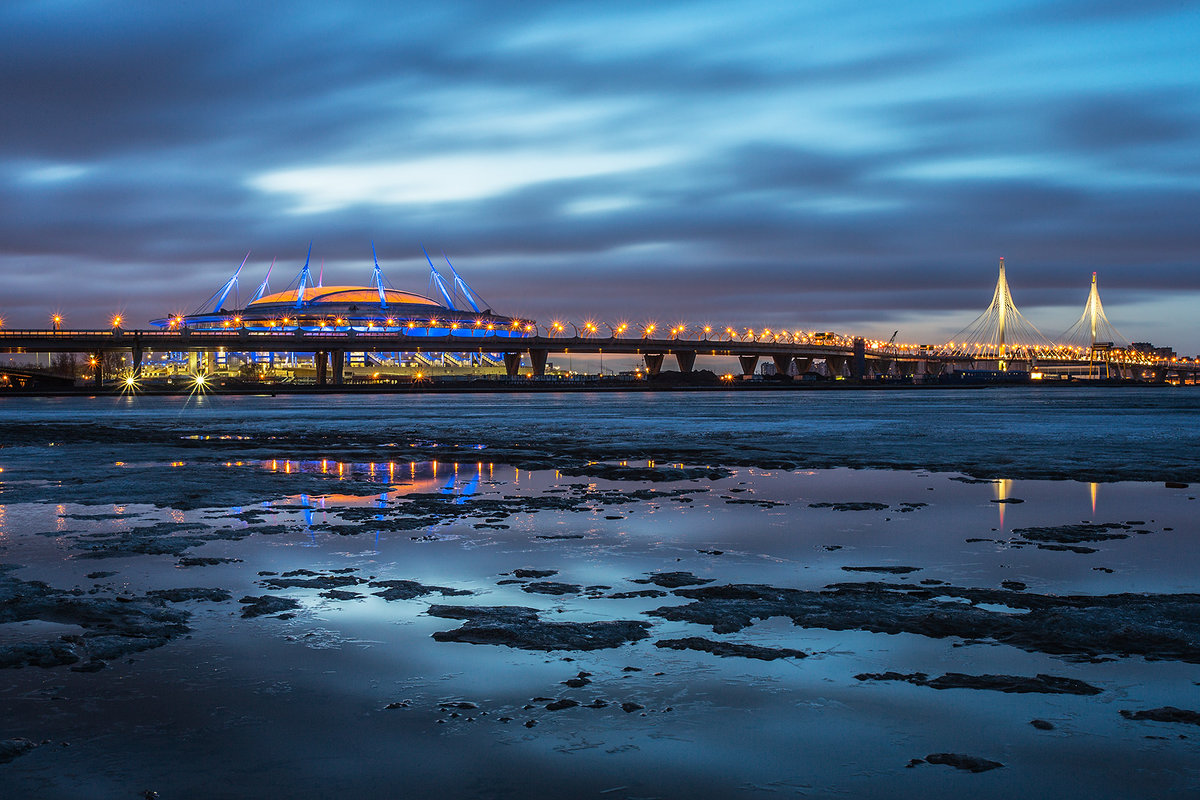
<box><xmin>0</xmin><ymin>388</ymin><xmax>1198</xmax><ymax>798</ymax></box>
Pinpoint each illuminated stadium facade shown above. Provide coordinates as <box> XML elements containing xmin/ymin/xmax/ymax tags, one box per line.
<box><xmin>151</xmin><ymin>246</ymin><xmax>535</xmax><ymax>338</ymax></box>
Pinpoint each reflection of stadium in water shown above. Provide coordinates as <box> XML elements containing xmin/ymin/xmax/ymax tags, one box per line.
<box><xmin>254</xmin><ymin>459</ymin><xmax>542</xmax><ymax>546</ymax></box>
<box><xmin>261</xmin><ymin>458</ymin><xmax>499</xmax><ymax>504</ymax></box>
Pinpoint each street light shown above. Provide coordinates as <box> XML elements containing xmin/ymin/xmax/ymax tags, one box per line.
<box><xmin>51</xmin><ymin>314</ymin><xmax>63</xmax><ymax>331</ymax></box>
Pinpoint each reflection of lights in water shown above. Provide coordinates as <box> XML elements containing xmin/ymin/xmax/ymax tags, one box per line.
<box><xmin>170</xmin><ymin>509</ymin><xmax>186</xmax><ymax>523</ymax></box>
<box><xmin>216</xmin><ymin>459</ymin><xmax>498</xmax><ymax>506</ymax></box>
<box><xmin>0</xmin><ymin>504</ymin><xmax>6</xmax><ymax>535</ymax></box>
<box><xmin>994</xmin><ymin>479</ymin><xmax>1013</xmax><ymax>529</ymax></box>
<box><xmin>1090</xmin><ymin>482</ymin><xmax>1099</xmax><ymax>516</ymax></box>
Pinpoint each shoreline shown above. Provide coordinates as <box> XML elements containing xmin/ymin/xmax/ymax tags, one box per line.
<box><xmin>0</xmin><ymin>378</ymin><xmax>1181</xmax><ymax>398</ymax></box>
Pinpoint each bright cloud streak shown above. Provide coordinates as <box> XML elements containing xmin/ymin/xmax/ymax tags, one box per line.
<box><xmin>250</xmin><ymin>150</ymin><xmax>679</xmax><ymax>213</ymax></box>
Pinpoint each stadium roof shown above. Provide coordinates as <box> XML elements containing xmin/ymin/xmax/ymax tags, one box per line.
<box><xmin>248</xmin><ymin>286</ymin><xmax>441</xmax><ymax>309</ymax></box>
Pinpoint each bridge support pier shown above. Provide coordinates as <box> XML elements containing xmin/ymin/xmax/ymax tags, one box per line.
<box><xmin>825</xmin><ymin>356</ymin><xmax>846</xmax><ymax>378</ymax></box>
<box><xmin>794</xmin><ymin>358</ymin><xmax>812</xmax><ymax>376</ymax></box>
<box><xmin>92</xmin><ymin>352</ymin><xmax>104</xmax><ymax>387</ymax></box>
<box><xmin>529</xmin><ymin>349</ymin><xmax>548</xmax><ymax>377</ymax></box>
<box><xmin>852</xmin><ymin>338</ymin><xmax>866</xmax><ymax>381</ymax></box>
<box><xmin>332</xmin><ymin>351</ymin><xmax>345</xmax><ymax>385</ymax></box>
<box><xmin>132</xmin><ymin>345</ymin><xmax>143</xmax><ymax>378</ymax></box>
<box><xmin>674</xmin><ymin>351</ymin><xmax>696</xmax><ymax>373</ymax></box>
<box><xmin>738</xmin><ymin>355</ymin><xmax>759</xmax><ymax>376</ymax></box>
<box><xmin>315</xmin><ymin>351</ymin><xmax>328</xmax><ymax>385</ymax></box>
<box><xmin>503</xmin><ymin>352</ymin><xmax>521</xmax><ymax>378</ymax></box>
<box><xmin>643</xmin><ymin>354</ymin><xmax>664</xmax><ymax>376</ymax></box>
<box><xmin>772</xmin><ymin>355</ymin><xmax>793</xmax><ymax>377</ymax></box>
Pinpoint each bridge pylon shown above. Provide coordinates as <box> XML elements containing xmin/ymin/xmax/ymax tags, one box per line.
<box><xmin>943</xmin><ymin>257</ymin><xmax>1058</xmax><ymax>369</ymax></box>
<box><xmin>1058</xmin><ymin>271</ymin><xmax>1127</xmax><ymax>351</ymax></box>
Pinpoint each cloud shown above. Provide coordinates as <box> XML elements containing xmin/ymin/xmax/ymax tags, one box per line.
<box><xmin>249</xmin><ymin>149</ymin><xmax>680</xmax><ymax>213</ymax></box>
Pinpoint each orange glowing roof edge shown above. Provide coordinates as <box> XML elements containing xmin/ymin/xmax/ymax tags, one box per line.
<box><xmin>248</xmin><ymin>285</ymin><xmax>441</xmax><ymax>308</ymax></box>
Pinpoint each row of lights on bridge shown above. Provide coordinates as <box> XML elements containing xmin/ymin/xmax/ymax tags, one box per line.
<box><xmin>22</xmin><ymin>313</ymin><xmax>1161</xmax><ymax>360</ymax></box>
<box><xmin>163</xmin><ymin>315</ymin><xmax>538</xmax><ymax>333</ymax></box>
<box><xmin>7</xmin><ymin>311</ymin><xmax>874</xmax><ymax>348</ymax></box>
<box><xmin>85</xmin><ymin>312</ymin><xmax>861</xmax><ymax>345</ymax></box>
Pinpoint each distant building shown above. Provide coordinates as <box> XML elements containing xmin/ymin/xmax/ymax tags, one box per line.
<box><xmin>1131</xmin><ymin>342</ymin><xmax>1177</xmax><ymax>360</ymax></box>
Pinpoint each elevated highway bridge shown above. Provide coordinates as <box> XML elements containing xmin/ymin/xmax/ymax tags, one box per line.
<box><xmin>0</xmin><ymin>327</ymin><xmax>950</xmax><ymax>385</ymax></box>
<box><xmin>1</xmin><ymin>327</ymin><xmax>1194</xmax><ymax>387</ymax></box>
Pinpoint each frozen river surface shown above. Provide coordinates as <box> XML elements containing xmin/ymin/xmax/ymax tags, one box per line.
<box><xmin>1</xmin><ymin>388</ymin><xmax>1198</xmax><ymax>799</ymax></box>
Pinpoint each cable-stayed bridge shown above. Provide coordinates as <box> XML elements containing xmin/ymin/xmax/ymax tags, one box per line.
<box><xmin>942</xmin><ymin>258</ymin><xmax>1175</xmax><ymax>379</ymax></box>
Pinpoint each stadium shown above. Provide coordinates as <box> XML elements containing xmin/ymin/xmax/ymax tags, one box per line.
<box><xmin>152</xmin><ymin>246</ymin><xmax>534</xmax><ymax>337</ymax></box>
<box><xmin>144</xmin><ymin>247</ymin><xmax>536</xmax><ymax>380</ymax></box>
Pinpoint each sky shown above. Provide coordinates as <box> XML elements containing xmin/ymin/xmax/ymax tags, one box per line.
<box><xmin>2</xmin><ymin>0</ymin><xmax>1198</xmax><ymax>352</ymax></box>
